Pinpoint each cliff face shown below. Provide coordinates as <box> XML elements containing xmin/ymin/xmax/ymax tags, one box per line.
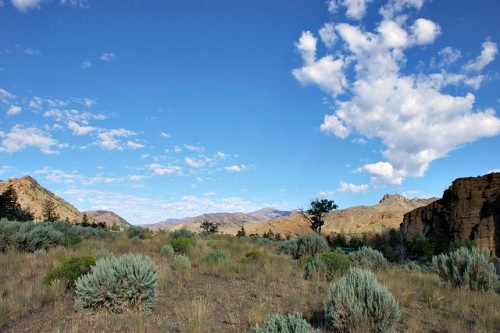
<box><xmin>401</xmin><ymin>173</ymin><xmax>500</xmax><ymax>257</ymax></box>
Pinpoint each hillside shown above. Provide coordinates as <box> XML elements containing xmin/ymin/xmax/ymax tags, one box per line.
<box><xmin>85</xmin><ymin>210</ymin><xmax>131</xmax><ymax>229</ymax></box>
<box><xmin>0</xmin><ymin>175</ymin><xmax>85</xmax><ymax>223</ymax></box>
<box><xmin>157</xmin><ymin>194</ymin><xmax>436</xmax><ymax>236</ymax></box>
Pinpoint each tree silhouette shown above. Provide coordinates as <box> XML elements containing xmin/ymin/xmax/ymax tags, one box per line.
<box><xmin>0</xmin><ymin>185</ymin><xmax>33</xmax><ymax>221</ymax></box>
<box><xmin>300</xmin><ymin>199</ymin><xmax>338</xmax><ymax>234</ymax></box>
<box><xmin>42</xmin><ymin>199</ymin><xmax>59</xmax><ymax>222</ymax></box>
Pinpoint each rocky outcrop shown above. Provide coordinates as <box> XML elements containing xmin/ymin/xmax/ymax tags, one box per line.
<box><xmin>401</xmin><ymin>173</ymin><xmax>500</xmax><ymax>257</ymax></box>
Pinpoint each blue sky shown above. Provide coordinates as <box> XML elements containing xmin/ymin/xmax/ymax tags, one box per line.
<box><xmin>1</xmin><ymin>0</ymin><xmax>499</xmax><ymax>225</ymax></box>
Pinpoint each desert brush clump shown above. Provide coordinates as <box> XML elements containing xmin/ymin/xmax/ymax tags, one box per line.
<box><xmin>169</xmin><ymin>228</ymin><xmax>196</xmax><ymax>239</ymax></box>
<box><xmin>203</xmin><ymin>248</ymin><xmax>228</xmax><ymax>264</ymax></box>
<box><xmin>95</xmin><ymin>248</ymin><xmax>114</xmax><ymax>260</ymax></box>
<box><xmin>172</xmin><ymin>254</ymin><xmax>192</xmax><ymax>271</ymax></box>
<box><xmin>403</xmin><ymin>261</ymin><xmax>422</xmax><ymax>272</ymax></box>
<box><xmin>160</xmin><ymin>243</ymin><xmax>175</xmax><ymax>257</ymax></box>
<box><xmin>43</xmin><ymin>256</ymin><xmax>95</xmax><ymax>289</ymax></box>
<box><xmin>243</xmin><ymin>250</ymin><xmax>264</xmax><ymax>262</ymax></box>
<box><xmin>74</xmin><ymin>253</ymin><xmax>158</xmax><ymax>314</ymax></box>
<box><xmin>169</xmin><ymin>236</ymin><xmax>196</xmax><ymax>254</ymax></box>
<box><xmin>304</xmin><ymin>251</ymin><xmax>351</xmax><ymax>280</ymax></box>
<box><xmin>126</xmin><ymin>226</ymin><xmax>148</xmax><ymax>239</ymax></box>
<box><xmin>252</xmin><ymin>312</ymin><xmax>318</xmax><ymax>333</ymax></box>
<box><xmin>432</xmin><ymin>246</ymin><xmax>496</xmax><ymax>292</ymax></box>
<box><xmin>276</xmin><ymin>233</ymin><xmax>329</xmax><ymax>259</ymax></box>
<box><xmin>348</xmin><ymin>246</ymin><xmax>389</xmax><ymax>270</ymax></box>
<box><xmin>325</xmin><ymin>267</ymin><xmax>400</xmax><ymax>333</ymax></box>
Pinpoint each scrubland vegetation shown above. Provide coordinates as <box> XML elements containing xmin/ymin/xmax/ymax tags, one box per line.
<box><xmin>0</xmin><ymin>219</ymin><xmax>499</xmax><ymax>332</ymax></box>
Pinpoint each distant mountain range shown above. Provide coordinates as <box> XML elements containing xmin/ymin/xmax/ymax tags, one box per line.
<box><xmin>0</xmin><ymin>175</ymin><xmax>435</xmax><ymax>236</ymax></box>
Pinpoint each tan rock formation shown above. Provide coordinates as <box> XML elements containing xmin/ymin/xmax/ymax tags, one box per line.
<box><xmin>401</xmin><ymin>173</ymin><xmax>500</xmax><ymax>257</ymax></box>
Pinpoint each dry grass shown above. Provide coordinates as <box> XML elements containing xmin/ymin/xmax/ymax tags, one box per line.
<box><xmin>0</xmin><ymin>233</ymin><xmax>498</xmax><ymax>332</ymax></box>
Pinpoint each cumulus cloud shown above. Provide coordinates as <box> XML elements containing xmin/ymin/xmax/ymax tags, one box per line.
<box><xmin>7</xmin><ymin>105</ymin><xmax>21</xmax><ymax>115</ymax></box>
<box><xmin>293</xmin><ymin>1</ymin><xmax>500</xmax><ymax>185</ymax></box>
<box><xmin>337</xmin><ymin>181</ymin><xmax>369</xmax><ymax>193</ymax></box>
<box><xmin>438</xmin><ymin>47</ymin><xmax>461</xmax><ymax>67</ymax></box>
<box><xmin>11</xmin><ymin>0</ymin><xmax>42</xmax><ymax>12</ymax></box>
<box><xmin>0</xmin><ymin>125</ymin><xmax>59</xmax><ymax>154</ymax></box>
<box><xmin>67</xmin><ymin>121</ymin><xmax>95</xmax><ymax>135</ymax></box>
<box><xmin>185</xmin><ymin>157</ymin><xmax>206</xmax><ymax>168</ymax></box>
<box><xmin>97</xmin><ymin>128</ymin><xmax>136</xmax><ymax>150</ymax></box>
<box><xmin>81</xmin><ymin>60</ymin><xmax>92</xmax><ymax>69</ymax></box>
<box><xmin>0</xmin><ymin>87</ymin><xmax>14</xmax><ymax>103</ymax></box>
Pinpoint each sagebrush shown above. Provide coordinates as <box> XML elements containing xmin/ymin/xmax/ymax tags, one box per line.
<box><xmin>252</xmin><ymin>312</ymin><xmax>318</xmax><ymax>333</ymax></box>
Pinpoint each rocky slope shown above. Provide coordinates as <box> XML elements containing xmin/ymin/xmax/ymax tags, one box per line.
<box><xmin>401</xmin><ymin>173</ymin><xmax>500</xmax><ymax>257</ymax></box>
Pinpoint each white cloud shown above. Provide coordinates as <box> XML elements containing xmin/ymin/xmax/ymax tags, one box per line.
<box><xmin>160</xmin><ymin>132</ymin><xmax>170</xmax><ymax>138</ymax></box>
<box><xmin>185</xmin><ymin>157</ymin><xmax>206</xmax><ymax>168</ymax></box>
<box><xmin>337</xmin><ymin>181</ymin><xmax>369</xmax><ymax>193</ymax></box>
<box><xmin>60</xmin><ymin>0</ymin><xmax>87</xmax><ymax>8</ymax></box>
<box><xmin>224</xmin><ymin>164</ymin><xmax>247</xmax><ymax>173</ymax></box>
<box><xmin>126</xmin><ymin>141</ymin><xmax>145</xmax><ymax>149</ymax></box>
<box><xmin>0</xmin><ymin>125</ymin><xmax>59</xmax><ymax>154</ymax></box>
<box><xmin>184</xmin><ymin>144</ymin><xmax>205</xmax><ymax>152</ymax></box>
<box><xmin>438</xmin><ymin>47</ymin><xmax>461</xmax><ymax>67</ymax></box>
<box><xmin>100</xmin><ymin>52</ymin><xmax>116</xmax><ymax>62</ymax></box>
<box><xmin>216</xmin><ymin>151</ymin><xmax>228</xmax><ymax>159</ymax></box>
<box><xmin>11</xmin><ymin>0</ymin><xmax>42</xmax><ymax>12</ymax></box>
<box><xmin>319</xmin><ymin>23</ymin><xmax>337</xmax><ymax>48</ymax></box>
<box><xmin>294</xmin><ymin>3</ymin><xmax>500</xmax><ymax>185</ymax></box>
<box><xmin>148</xmin><ymin>163</ymin><xmax>182</xmax><ymax>176</ymax></box>
<box><xmin>128</xmin><ymin>175</ymin><xmax>146</xmax><ymax>181</ymax></box>
<box><xmin>67</xmin><ymin>121</ymin><xmax>95</xmax><ymax>135</ymax></box>
<box><xmin>7</xmin><ymin>105</ymin><xmax>21</xmax><ymax>115</ymax></box>
<box><xmin>342</xmin><ymin>0</ymin><xmax>374</xmax><ymax>20</ymax></box>
<box><xmin>97</xmin><ymin>128</ymin><xmax>136</xmax><ymax>150</ymax></box>
<box><xmin>462</xmin><ymin>41</ymin><xmax>498</xmax><ymax>72</ymax></box>
<box><xmin>81</xmin><ymin>60</ymin><xmax>92</xmax><ymax>69</ymax></box>
<box><xmin>0</xmin><ymin>87</ymin><xmax>14</xmax><ymax>103</ymax></box>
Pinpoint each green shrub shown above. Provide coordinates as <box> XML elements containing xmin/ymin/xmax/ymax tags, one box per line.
<box><xmin>27</xmin><ymin>224</ymin><xmax>66</xmax><ymax>251</ymax></box>
<box><xmin>304</xmin><ymin>251</ymin><xmax>351</xmax><ymax>280</ymax></box>
<box><xmin>402</xmin><ymin>261</ymin><xmax>422</xmax><ymax>272</ymax></box>
<box><xmin>43</xmin><ymin>256</ymin><xmax>95</xmax><ymax>289</ymax></box>
<box><xmin>203</xmin><ymin>249</ymin><xmax>228</xmax><ymax>264</ymax></box>
<box><xmin>252</xmin><ymin>312</ymin><xmax>318</xmax><ymax>333</ymax></box>
<box><xmin>160</xmin><ymin>244</ymin><xmax>175</xmax><ymax>258</ymax></box>
<box><xmin>126</xmin><ymin>226</ymin><xmax>147</xmax><ymax>239</ymax></box>
<box><xmin>325</xmin><ymin>267</ymin><xmax>400</xmax><ymax>333</ymax></box>
<box><xmin>131</xmin><ymin>235</ymin><xmax>141</xmax><ymax>245</ymax></box>
<box><xmin>243</xmin><ymin>250</ymin><xmax>264</xmax><ymax>262</ymax></box>
<box><xmin>277</xmin><ymin>234</ymin><xmax>329</xmax><ymax>259</ymax></box>
<box><xmin>95</xmin><ymin>248</ymin><xmax>114</xmax><ymax>260</ymax></box>
<box><xmin>432</xmin><ymin>247</ymin><xmax>496</xmax><ymax>292</ymax></box>
<box><xmin>169</xmin><ymin>228</ymin><xmax>195</xmax><ymax>239</ymax></box>
<box><xmin>75</xmin><ymin>254</ymin><xmax>158</xmax><ymax>313</ymax></box>
<box><xmin>169</xmin><ymin>236</ymin><xmax>196</xmax><ymax>254</ymax></box>
<box><xmin>348</xmin><ymin>246</ymin><xmax>389</xmax><ymax>270</ymax></box>
<box><xmin>172</xmin><ymin>254</ymin><xmax>192</xmax><ymax>271</ymax></box>
<box><xmin>407</xmin><ymin>235</ymin><xmax>435</xmax><ymax>260</ymax></box>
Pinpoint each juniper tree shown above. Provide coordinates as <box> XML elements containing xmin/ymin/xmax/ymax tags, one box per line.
<box><xmin>300</xmin><ymin>199</ymin><xmax>338</xmax><ymax>234</ymax></box>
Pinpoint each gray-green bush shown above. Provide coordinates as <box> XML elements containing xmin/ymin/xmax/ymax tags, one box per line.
<box><xmin>432</xmin><ymin>247</ymin><xmax>496</xmax><ymax>292</ymax></box>
<box><xmin>403</xmin><ymin>261</ymin><xmax>422</xmax><ymax>272</ymax></box>
<box><xmin>160</xmin><ymin>244</ymin><xmax>175</xmax><ymax>258</ymax></box>
<box><xmin>169</xmin><ymin>228</ymin><xmax>195</xmax><ymax>239</ymax></box>
<box><xmin>348</xmin><ymin>246</ymin><xmax>389</xmax><ymax>270</ymax></box>
<box><xmin>304</xmin><ymin>251</ymin><xmax>351</xmax><ymax>280</ymax></box>
<box><xmin>277</xmin><ymin>234</ymin><xmax>328</xmax><ymax>259</ymax></box>
<box><xmin>203</xmin><ymin>248</ymin><xmax>228</xmax><ymax>264</ymax></box>
<box><xmin>252</xmin><ymin>312</ymin><xmax>318</xmax><ymax>333</ymax></box>
<box><xmin>75</xmin><ymin>254</ymin><xmax>158</xmax><ymax>313</ymax></box>
<box><xmin>325</xmin><ymin>267</ymin><xmax>400</xmax><ymax>333</ymax></box>
<box><xmin>172</xmin><ymin>254</ymin><xmax>192</xmax><ymax>271</ymax></box>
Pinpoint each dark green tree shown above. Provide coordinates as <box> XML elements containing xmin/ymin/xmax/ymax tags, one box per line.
<box><xmin>0</xmin><ymin>185</ymin><xmax>33</xmax><ymax>221</ymax></box>
<box><xmin>42</xmin><ymin>199</ymin><xmax>59</xmax><ymax>222</ymax></box>
<box><xmin>236</xmin><ymin>226</ymin><xmax>246</xmax><ymax>238</ymax></box>
<box><xmin>301</xmin><ymin>199</ymin><xmax>338</xmax><ymax>234</ymax></box>
<box><xmin>200</xmin><ymin>220</ymin><xmax>221</xmax><ymax>234</ymax></box>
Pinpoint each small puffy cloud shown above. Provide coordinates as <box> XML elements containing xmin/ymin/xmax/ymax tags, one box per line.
<box><xmin>67</xmin><ymin>121</ymin><xmax>95</xmax><ymax>135</ymax></box>
<box><xmin>148</xmin><ymin>163</ymin><xmax>182</xmax><ymax>176</ymax></box>
<box><xmin>100</xmin><ymin>52</ymin><xmax>116</xmax><ymax>62</ymax></box>
<box><xmin>410</xmin><ymin>18</ymin><xmax>441</xmax><ymax>45</ymax></box>
<box><xmin>0</xmin><ymin>125</ymin><xmax>59</xmax><ymax>154</ymax></box>
<box><xmin>320</xmin><ymin>114</ymin><xmax>350</xmax><ymax>138</ymax></box>
<box><xmin>462</xmin><ymin>41</ymin><xmax>498</xmax><ymax>72</ymax></box>
<box><xmin>24</xmin><ymin>47</ymin><xmax>41</xmax><ymax>55</ymax></box>
<box><xmin>216</xmin><ymin>151</ymin><xmax>228</xmax><ymax>159</ymax></box>
<box><xmin>7</xmin><ymin>105</ymin><xmax>22</xmax><ymax>115</ymax></box>
<box><xmin>0</xmin><ymin>87</ymin><xmax>14</xmax><ymax>103</ymax></box>
<box><xmin>81</xmin><ymin>60</ymin><xmax>92</xmax><ymax>69</ymax></box>
<box><xmin>128</xmin><ymin>175</ymin><xmax>146</xmax><ymax>181</ymax></box>
<box><xmin>342</xmin><ymin>0</ymin><xmax>374</xmax><ymax>20</ymax></box>
<box><xmin>11</xmin><ymin>0</ymin><xmax>42</xmax><ymax>12</ymax></box>
<box><xmin>184</xmin><ymin>144</ymin><xmax>204</xmax><ymax>152</ymax></box>
<box><xmin>379</xmin><ymin>0</ymin><xmax>424</xmax><ymax>19</ymax></box>
<box><xmin>224</xmin><ymin>164</ymin><xmax>247</xmax><ymax>173</ymax></box>
<box><xmin>185</xmin><ymin>157</ymin><xmax>206</xmax><ymax>168</ymax></box>
<box><xmin>356</xmin><ymin>162</ymin><xmax>404</xmax><ymax>185</ymax></box>
<box><xmin>60</xmin><ymin>0</ymin><xmax>88</xmax><ymax>8</ymax></box>
<box><xmin>160</xmin><ymin>132</ymin><xmax>170</xmax><ymax>138</ymax></box>
<box><xmin>337</xmin><ymin>181</ymin><xmax>369</xmax><ymax>193</ymax></box>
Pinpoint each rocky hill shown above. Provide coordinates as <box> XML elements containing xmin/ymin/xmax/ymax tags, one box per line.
<box><xmin>401</xmin><ymin>173</ymin><xmax>500</xmax><ymax>257</ymax></box>
<box><xmin>85</xmin><ymin>210</ymin><xmax>131</xmax><ymax>229</ymax></box>
<box><xmin>157</xmin><ymin>195</ymin><xmax>435</xmax><ymax>236</ymax></box>
<box><xmin>0</xmin><ymin>175</ymin><xmax>85</xmax><ymax>222</ymax></box>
